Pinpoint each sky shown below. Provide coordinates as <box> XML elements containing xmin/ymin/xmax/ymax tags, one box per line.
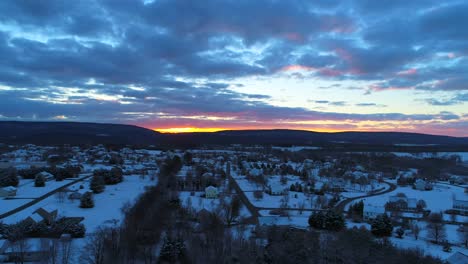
<box><xmin>0</xmin><ymin>0</ymin><xmax>467</xmax><ymax>136</ymax></box>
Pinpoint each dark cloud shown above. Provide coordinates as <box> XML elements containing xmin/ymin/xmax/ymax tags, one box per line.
<box><xmin>426</xmin><ymin>93</ymin><xmax>468</xmax><ymax>106</ymax></box>
<box><xmin>0</xmin><ymin>0</ymin><xmax>466</xmax><ymax>135</ymax></box>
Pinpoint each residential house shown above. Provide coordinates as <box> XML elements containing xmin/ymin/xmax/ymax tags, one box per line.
<box><xmin>205</xmin><ymin>186</ymin><xmax>218</xmax><ymax>199</ymax></box>
<box><xmin>31</xmin><ymin>206</ymin><xmax>58</xmax><ymax>225</ymax></box>
<box><xmin>35</xmin><ymin>171</ymin><xmax>54</xmax><ymax>181</ymax></box>
<box><xmin>268</xmin><ymin>182</ymin><xmax>287</xmax><ymax>196</ymax></box>
<box><xmin>0</xmin><ymin>186</ymin><xmax>17</xmax><ymax>198</ymax></box>
<box><xmin>414</xmin><ymin>179</ymin><xmax>433</xmax><ymax>191</ymax></box>
<box><xmin>389</xmin><ymin>196</ymin><xmax>418</xmax><ymax>210</ymax></box>
<box><xmin>363</xmin><ymin>204</ymin><xmax>385</xmax><ymax>221</ymax></box>
<box><xmin>453</xmin><ymin>200</ymin><xmax>468</xmax><ymax>213</ymax></box>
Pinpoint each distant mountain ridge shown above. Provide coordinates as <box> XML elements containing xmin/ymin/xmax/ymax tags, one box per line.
<box><xmin>0</xmin><ymin>121</ymin><xmax>161</xmax><ymax>145</ymax></box>
<box><xmin>0</xmin><ymin>121</ymin><xmax>467</xmax><ymax>147</ymax></box>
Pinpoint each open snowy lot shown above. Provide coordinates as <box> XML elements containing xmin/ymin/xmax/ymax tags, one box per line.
<box><xmin>0</xmin><ymin>178</ymin><xmax>79</xmax><ymax>215</ymax></box>
<box><xmin>2</xmin><ymin>175</ymin><xmax>156</xmax><ymax>232</ymax></box>
<box><xmin>354</xmin><ymin>183</ymin><xmax>467</xmax><ymax>214</ymax></box>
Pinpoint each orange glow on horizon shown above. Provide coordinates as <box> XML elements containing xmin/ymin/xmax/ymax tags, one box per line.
<box><xmin>153</xmin><ymin>127</ymin><xmax>342</xmax><ymax>134</ymax></box>
<box><xmin>154</xmin><ymin>127</ymin><xmax>226</xmax><ymax>133</ymax></box>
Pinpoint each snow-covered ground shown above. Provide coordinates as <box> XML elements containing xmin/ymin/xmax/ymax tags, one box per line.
<box><xmin>272</xmin><ymin>146</ymin><xmax>321</xmax><ymax>152</ymax></box>
<box><xmin>2</xmin><ymin>175</ymin><xmax>156</xmax><ymax>232</ymax></box>
<box><xmin>352</xmin><ymin>183</ymin><xmax>467</xmax><ymax>214</ymax></box>
<box><xmin>0</xmin><ymin>178</ymin><xmax>80</xmax><ymax>214</ymax></box>
<box><xmin>345</xmin><ymin>220</ymin><xmax>468</xmax><ymax>260</ymax></box>
<box><xmin>391</xmin><ymin>152</ymin><xmax>468</xmax><ymax>162</ymax></box>
<box><xmin>179</xmin><ymin>191</ymin><xmax>251</xmax><ymax>218</ymax></box>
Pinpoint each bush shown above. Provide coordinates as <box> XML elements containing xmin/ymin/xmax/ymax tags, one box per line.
<box><xmin>80</xmin><ymin>192</ymin><xmax>95</xmax><ymax>208</ymax></box>
<box><xmin>309</xmin><ymin>210</ymin><xmax>345</xmax><ymax>231</ymax></box>
<box><xmin>90</xmin><ymin>175</ymin><xmax>105</xmax><ymax>193</ymax></box>
<box><xmin>0</xmin><ymin>167</ymin><xmax>19</xmax><ymax>187</ymax></box>
<box><xmin>34</xmin><ymin>174</ymin><xmax>46</xmax><ymax>187</ymax></box>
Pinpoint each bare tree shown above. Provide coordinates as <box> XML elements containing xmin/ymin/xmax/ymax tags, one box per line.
<box><xmin>426</xmin><ymin>213</ymin><xmax>446</xmax><ymax>244</ymax></box>
<box><xmin>219</xmin><ymin>195</ymin><xmax>241</xmax><ymax>226</ymax></box>
<box><xmin>458</xmin><ymin>225</ymin><xmax>468</xmax><ymax>248</ymax></box>
<box><xmin>55</xmin><ymin>190</ymin><xmax>66</xmax><ymax>203</ymax></box>
<box><xmin>410</xmin><ymin>223</ymin><xmax>420</xmax><ymax>240</ymax></box>
<box><xmin>60</xmin><ymin>236</ymin><xmax>74</xmax><ymax>264</ymax></box>
<box><xmin>81</xmin><ymin>229</ymin><xmax>107</xmax><ymax>264</ymax></box>
<box><xmin>298</xmin><ymin>200</ymin><xmax>306</xmax><ymax>215</ymax></box>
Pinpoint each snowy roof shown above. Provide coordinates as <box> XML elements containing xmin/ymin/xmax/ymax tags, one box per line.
<box><xmin>205</xmin><ymin>186</ymin><xmax>217</xmax><ymax>191</ymax></box>
<box><xmin>1</xmin><ymin>186</ymin><xmax>16</xmax><ymax>191</ymax></box>
<box><xmin>29</xmin><ymin>212</ymin><xmax>43</xmax><ymax>223</ymax></box>
<box><xmin>447</xmin><ymin>252</ymin><xmax>468</xmax><ymax>264</ymax></box>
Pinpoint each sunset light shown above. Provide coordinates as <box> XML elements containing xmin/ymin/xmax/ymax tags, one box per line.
<box><xmin>155</xmin><ymin>127</ymin><xmax>226</xmax><ymax>133</ymax></box>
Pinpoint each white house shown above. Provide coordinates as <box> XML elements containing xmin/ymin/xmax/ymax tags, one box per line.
<box><xmin>36</xmin><ymin>171</ymin><xmax>54</xmax><ymax>181</ymax></box>
<box><xmin>0</xmin><ymin>186</ymin><xmax>17</xmax><ymax>198</ymax></box>
<box><xmin>414</xmin><ymin>179</ymin><xmax>433</xmax><ymax>191</ymax></box>
<box><xmin>205</xmin><ymin>186</ymin><xmax>218</xmax><ymax>199</ymax></box>
<box><xmin>363</xmin><ymin>204</ymin><xmax>385</xmax><ymax>221</ymax></box>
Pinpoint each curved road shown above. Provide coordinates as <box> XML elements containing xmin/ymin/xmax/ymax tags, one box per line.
<box><xmin>228</xmin><ymin>167</ymin><xmax>397</xmax><ymax>223</ymax></box>
<box><xmin>0</xmin><ymin>174</ymin><xmax>92</xmax><ymax>220</ymax></box>
<box><xmin>334</xmin><ymin>181</ymin><xmax>397</xmax><ymax>213</ymax></box>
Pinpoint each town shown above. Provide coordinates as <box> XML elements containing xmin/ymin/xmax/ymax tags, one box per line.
<box><xmin>0</xmin><ymin>143</ymin><xmax>466</xmax><ymax>263</ymax></box>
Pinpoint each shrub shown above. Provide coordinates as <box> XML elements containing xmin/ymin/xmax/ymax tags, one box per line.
<box><xmin>80</xmin><ymin>192</ymin><xmax>95</xmax><ymax>208</ymax></box>
<box><xmin>34</xmin><ymin>174</ymin><xmax>46</xmax><ymax>187</ymax></box>
<box><xmin>90</xmin><ymin>175</ymin><xmax>105</xmax><ymax>193</ymax></box>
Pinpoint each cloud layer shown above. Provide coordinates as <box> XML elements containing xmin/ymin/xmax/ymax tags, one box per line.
<box><xmin>0</xmin><ymin>0</ymin><xmax>466</xmax><ymax>136</ymax></box>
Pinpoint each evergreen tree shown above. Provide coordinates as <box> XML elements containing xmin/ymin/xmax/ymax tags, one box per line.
<box><xmin>371</xmin><ymin>214</ymin><xmax>393</xmax><ymax>237</ymax></box>
<box><xmin>80</xmin><ymin>192</ymin><xmax>95</xmax><ymax>208</ymax></box>
<box><xmin>34</xmin><ymin>174</ymin><xmax>46</xmax><ymax>187</ymax></box>
<box><xmin>324</xmin><ymin>210</ymin><xmax>346</xmax><ymax>231</ymax></box>
<box><xmin>0</xmin><ymin>167</ymin><xmax>19</xmax><ymax>187</ymax></box>
<box><xmin>309</xmin><ymin>210</ymin><xmax>345</xmax><ymax>231</ymax></box>
<box><xmin>158</xmin><ymin>236</ymin><xmax>187</xmax><ymax>262</ymax></box>
<box><xmin>90</xmin><ymin>175</ymin><xmax>105</xmax><ymax>193</ymax></box>
<box><xmin>309</xmin><ymin>211</ymin><xmax>325</xmax><ymax>229</ymax></box>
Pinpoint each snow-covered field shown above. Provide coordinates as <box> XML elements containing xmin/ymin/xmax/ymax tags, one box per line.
<box><xmin>346</xmin><ymin>220</ymin><xmax>468</xmax><ymax>260</ymax></box>
<box><xmin>352</xmin><ymin>183</ymin><xmax>467</xmax><ymax>214</ymax></box>
<box><xmin>2</xmin><ymin>175</ymin><xmax>156</xmax><ymax>232</ymax></box>
<box><xmin>179</xmin><ymin>191</ymin><xmax>251</xmax><ymax>218</ymax></box>
<box><xmin>272</xmin><ymin>146</ymin><xmax>321</xmax><ymax>152</ymax></box>
<box><xmin>391</xmin><ymin>152</ymin><xmax>468</xmax><ymax>162</ymax></box>
<box><xmin>0</xmin><ymin>178</ymin><xmax>79</xmax><ymax>214</ymax></box>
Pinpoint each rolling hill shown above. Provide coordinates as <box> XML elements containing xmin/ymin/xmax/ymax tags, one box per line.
<box><xmin>0</xmin><ymin>121</ymin><xmax>467</xmax><ymax>149</ymax></box>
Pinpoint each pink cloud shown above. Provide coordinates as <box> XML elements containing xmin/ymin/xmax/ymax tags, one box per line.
<box><xmin>397</xmin><ymin>68</ymin><xmax>418</xmax><ymax>76</ymax></box>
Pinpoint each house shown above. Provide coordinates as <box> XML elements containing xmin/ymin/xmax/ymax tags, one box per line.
<box><xmin>268</xmin><ymin>182</ymin><xmax>287</xmax><ymax>196</ymax></box>
<box><xmin>453</xmin><ymin>200</ymin><xmax>468</xmax><ymax>213</ymax></box>
<box><xmin>0</xmin><ymin>238</ymin><xmax>51</xmax><ymax>263</ymax></box>
<box><xmin>35</xmin><ymin>171</ymin><xmax>54</xmax><ymax>181</ymax></box>
<box><xmin>363</xmin><ymin>204</ymin><xmax>385</xmax><ymax>221</ymax></box>
<box><xmin>414</xmin><ymin>179</ymin><xmax>433</xmax><ymax>191</ymax></box>
<box><xmin>389</xmin><ymin>196</ymin><xmax>418</xmax><ymax>209</ymax></box>
<box><xmin>68</xmin><ymin>191</ymin><xmax>83</xmax><ymax>200</ymax></box>
<box><xmin>32</xmin><ymin>206</ymin><xmax>58</xmax><ymax>225</ymax></box>
<box><xmin>0</xmin><ymin>186</ymin><xmax>17</xmax><ymax>197</ymax></box>
<box><xmin>447</xmin><ymin>251</ymin><xmax>468</xmax><ymax>264</ymax></box>
<box><xmin>205</xmin><ymin>186</ymin><xmax>218</xmax><ymax>199</ymax></box>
